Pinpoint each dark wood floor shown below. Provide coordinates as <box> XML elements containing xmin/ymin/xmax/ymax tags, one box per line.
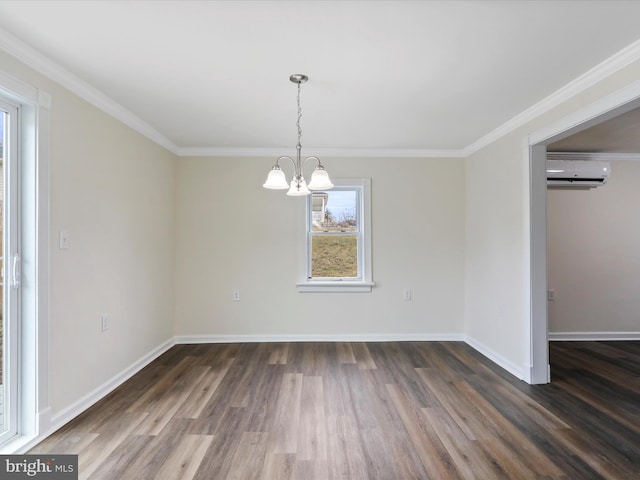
<box><xmin>30</xmin><ymin>341</ymin><xmax>640</xmax><ymax>479</ymax></box>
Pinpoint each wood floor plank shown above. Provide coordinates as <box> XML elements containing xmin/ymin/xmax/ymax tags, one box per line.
<box><xmin>300</xmin><ymin>342</ymin><xmax>334</xmax><ymax>375</ymax></box>
<box><xmin>77</xmin><ymin>412</ymin><xmax>148</xmax><ymax>480</ymax></box>
<box><xmin>335</xmin><ymin>342</ymin><xmax>356</xmax><ymax>364</ymax></box>
<box><xmin>455</xmin><ymin>379</ymin><xmax>565</xmax><ymax>478</ymax></box>
<box><xmin>367</xmin><ymin>342</ymin><xmax>441</xmax><ymax>408</ymax></box>
<box><xmin>351</xmin><ymin>342</ymin><xmax>377</xmax><ymax>370</ymax></box>
<box><xmin>190</xmin><ymin>357</ymin><xmax>260</xmax><ymax>435</ymax></box>
<box><xmin>225</xmin><ymin>432</ymin><xmax>270</xmax><ymax>480</ymax></box>
<box><xmin>244</xmin><ymin>364</ymin><xmax>286</xmax><ymax>432</ymax></box>
<box><xmin>133</xmin><ymin>365</ymin><xmax>209</xmax><ymax>436</ymax></box>
<box><xmin>326</xmin><ymin>415</ymin><xmax>368</xmax><ymax>480</ymax></box>
<box><xmin>554</xmin><ymin>345</ymin><xmax>640</xmax><ymax>394</ymax></box>
<box><xmin>296</xmin><ymin>376</ymin><xmax>327</xmax><ymax>462</ymax></box>
<box><xmin>155</xmin><ymin>434</ymin><xmax>214</xmax><ymax>480</ymax></box>
<box><xmin>268</xmin><ymin>342</ymin><xmax>289</xmax><ymax>365</ymax></box>
<box><xmin>551</xmin><ymin>426</ymin><xmax>635</xmax><ymax>479</ymax></box>
<box><xmin>175</xmin><ymin>357</ymin><xmax>233</xmax><ymax>418</ymax></box>
<box><xmin>27</xmin><ymin>431</ymin><xmax>100</xmax><ymax>455</ymax></box>
<box><xmin>261</xmin><ymin>453</ymin><xmax>296</xmax><ymax>480</ymax></box>
<box><xmin>268</xmin><ymin>372</ymin><xmax>303</xmax><ymax>454</ymax></box>
<box><xmin>86</xmin><ymin>434</ymin><xmax>155</xmax><ymax>480</ymax></box>
<box><xmin>127</xmin><ymin>356</ymin><xmax>198</xmax><ymax>413</ymax></box>
<box><xmin>358</xmin><ymin>368</ymin><xmax>430</xmax><ymax>480</ymax></box>
<box><xmin>192</xmin><ymin>406</ymin><xmax>249</xmax><ymax>479</ymax></box>
<box><xmin>414</xmin><ymin>369</ymin><xmax>486</xmax><ymax>441</ymax></box>
<box><xmin>293</xmin><ymin>458</ymin><xmax>329</xmax><ymax>480</ymax></box>
<box><xmin>421</xmin><ymin>406</ymin><xmax>508</xmax><ymax>480</ymax></box>
<box><xmin>119</xmin><ymin>418</ymin><xmax>199</xmax><ymax>480</ymax></box>
<box><xmin>386</xmin><ymin>383</ymin><xmax>461</xmax><ymax>479</ymax></box>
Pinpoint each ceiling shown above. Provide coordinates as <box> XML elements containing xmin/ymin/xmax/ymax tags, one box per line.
<box><xmin>548</xmin><ymin>106</ymin><xmax>640</xmax><ymax>154</ymax></box>
<box><xmin>1</xmin><ymin>0</ymin><xmax>640</xmax><ymax>156</ymax></box>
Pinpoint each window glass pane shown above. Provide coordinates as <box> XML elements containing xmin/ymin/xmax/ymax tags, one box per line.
<box><xmin>311</xmin><ymin>234</ymin><xmax>358</xmax><ymax>278</ymax></box>
<box><xmin>311</xmin><ymin>190</ymin><xmax>357</xmax><ymax>232</ymax></box>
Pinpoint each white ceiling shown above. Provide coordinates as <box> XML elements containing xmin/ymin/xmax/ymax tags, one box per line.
<box><xmin>549</xmin><ymin>106</ymin><xmax>640</xmax><ymax>153</ymax></box>
<box><xmin>1</xmin><ymin>0</ymin><xmax>640</xmax><ymax>156</ymax></box>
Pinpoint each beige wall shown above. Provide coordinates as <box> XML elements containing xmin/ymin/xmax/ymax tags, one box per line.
<box><xmin>174</xmin><ymin>156</ymin><xmax>466</xmax><ymax>338</ymax></box>
<box><xmin>547</xmin><ymin>161</ymin><xmax>640</xmax><ymax>333</ymax></box>
<box><xmin>464</xmin><ymin>134</ymin><xmax>526</xmax><ymax>367</ymax></box>
<box><xmin>0</xmin><ymin>50</ymin><xmax>176</xmax><ymax>415</ymax></box>
<box><xmin>464</xmin><ymin>59</ymin><xmax>640</xmax><ymax>372</ymax></box>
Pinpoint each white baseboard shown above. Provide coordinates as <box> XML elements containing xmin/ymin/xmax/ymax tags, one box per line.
<box><xmin>549</xmin><ymin>331</ymin><xmax>640</xmax><ymax>341</ymax></box>
<box><xmin>463</xmin><ymin>335</ymin><xmax>525</xmax><ymax>380</ymax></box>
<box><xmin>20</xmin><ymin>337</ymin><xmax>176</xmax><ymax>453</ymax></box>
<box><xmin>175</xmin><ymin>333</ymin><xmax>465</xmax><ymax>344</ymax></box>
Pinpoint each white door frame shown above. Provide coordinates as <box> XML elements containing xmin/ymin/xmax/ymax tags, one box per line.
<box><xmin>0</xmin><ymin>71</ymin><xmax>50</xmax><ymax>452</ymax></box>
<box><xmin>525</xmin><ymin>80</ymin><xmax>640</xmax><ymax>384</ymax></box>
<box><xmin>0</xmin><ymin>98</ymin><xmax>19</xmax><ymax>444</ymax></box>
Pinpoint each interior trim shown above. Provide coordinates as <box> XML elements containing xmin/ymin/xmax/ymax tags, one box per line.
<box><xmin>546</xmin><ymin>151</ymin><xmax>640</xmax><ymax>161</ymax></box>
<box><xmin>549</xmin><ymin>331</ymin><xmax>640</xmax><ymax>341</ymax></box>
<box><xmin>175</xmin><ymin>333</ymin><xmax>466</xmax><ymax>344</ymax></box>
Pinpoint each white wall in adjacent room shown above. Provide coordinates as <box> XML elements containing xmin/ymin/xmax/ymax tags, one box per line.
<box><xmin>547</xmin><ymin>160</ymin><xmax>640</xmax><ymax>334</ymax></box>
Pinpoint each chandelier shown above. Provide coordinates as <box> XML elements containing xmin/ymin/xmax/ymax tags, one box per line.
<box><xmin>263</xmin><ymin>74</ymin><xmax>333</xmax><ymax>196</ymax></box>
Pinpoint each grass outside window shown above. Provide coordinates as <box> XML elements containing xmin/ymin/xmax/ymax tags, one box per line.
<box><xmin>311</xmin><ymin>235</ymin><xmax>358</xmax><ymax>278</ymax></box>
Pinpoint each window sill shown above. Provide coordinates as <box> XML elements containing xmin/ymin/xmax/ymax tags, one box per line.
<box><xmin>297</xmin><ymin>281</ymin><xmax>375</xmax><ymax>293</ymax></box>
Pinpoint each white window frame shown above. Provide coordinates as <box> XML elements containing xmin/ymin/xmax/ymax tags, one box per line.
<box><xmin>297</xmin><ymin>178</ymin><xmax>373</xmax><ymax>293</ymax></box>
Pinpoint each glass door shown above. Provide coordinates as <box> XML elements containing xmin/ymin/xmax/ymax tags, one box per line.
<box><xmin>0</xmin><ymin>99</ymin><xmax>19</xmax><ymax>443</ymax></box>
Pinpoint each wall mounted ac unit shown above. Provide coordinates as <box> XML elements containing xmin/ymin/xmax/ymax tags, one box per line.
<box><xmin>546</xmin><ymin>159</ymin><xmax>610</xmax><ymax>188</ymax></box>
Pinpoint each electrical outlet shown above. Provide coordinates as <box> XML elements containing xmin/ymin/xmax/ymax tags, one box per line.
<box><xmin>233</xmin><ymin>290</ymin><xmax>241</xmax><ymax>302</ymax></box>
<box><xmin>547</xmin><ymin>289</ymin><xmax>556</xmax><ymax>301</ymax></box>
<box><xmin>403</xmin><ymin>289</ymin><xmax>412</xmax><ymax>301</ymax></box>
<box><xmin>101</xmin><ymin>313</ymin><xmax>109</xmax><ymax>332</ymax></box>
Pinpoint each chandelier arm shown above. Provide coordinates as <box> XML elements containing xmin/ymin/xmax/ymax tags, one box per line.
<box><xmin>277</xmin><ymin>155</ymin><xmax>304</xmax><ymax>185</ymax></box>
<box><xmin>276</xmin><ymin>155</ymin><xmax>296</xmax><ymax>171</ymax></box>
<box><xmin>302</xmin><ymin>156</ymin><xmax>323</xmax><ymax>170</ymax></box>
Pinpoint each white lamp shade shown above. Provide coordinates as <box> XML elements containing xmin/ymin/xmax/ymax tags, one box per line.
<box><xmin>307</xmin><ymin>168</ymin><xmax>334</xmax><ymax>190</ymax></box>
<box><xmin>263</xmin><ymin>167</ymin><xmax>289</xmax><ymax>189</ymax></box>
<box><xmin>287</xmin><ymin>178</ymin><xmax>311</xmax><ymax>196</ymax></box>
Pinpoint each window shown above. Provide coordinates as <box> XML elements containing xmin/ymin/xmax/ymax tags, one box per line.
<box><xmin>298</xmin><ymin>178</ymin><xmax>373</xmax><ymax>292</ymax></box>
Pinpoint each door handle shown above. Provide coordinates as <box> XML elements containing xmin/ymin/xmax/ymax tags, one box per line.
<box><xmin>11</xmin><ymin>253</ymin><xmax>20</xmax><ymax>289</ymax></box>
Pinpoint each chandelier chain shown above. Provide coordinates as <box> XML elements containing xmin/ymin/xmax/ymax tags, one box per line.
<box><xmin>296</xmin><ymin>81</ymin><xmax>302</xmax><ymax>148</ymax></box>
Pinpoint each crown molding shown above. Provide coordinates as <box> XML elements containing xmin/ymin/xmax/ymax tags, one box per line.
<box><xmin>176</xmin><ymin>146</ymin><xmax>465</xmax><ymax>158</ymax></box>
<box><xmin>463</xmin><ymin>38</ymin><xmax>640</xmax><ymax>157</ymax></box>
<box><xmin>0</xmin><ymin>26</ymin><xmax>179</xmax><ymax>154</ymax></box>
<box><xmin>546</xmin><ymin>151</ymin><xmax>640</xmax><ymax>162</ymax></box>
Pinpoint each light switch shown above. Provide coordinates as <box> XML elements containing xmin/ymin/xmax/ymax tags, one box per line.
<box><xmin>59</xmin><ymin>229</ymin><xmax>70</xmax><ymax>249</ymax></box>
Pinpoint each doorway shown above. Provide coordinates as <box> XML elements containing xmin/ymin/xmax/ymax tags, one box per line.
<box><xmin>527</xmin><ymin>81</ymin><xmax>640</xmax><ymax>384</ymax></box>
